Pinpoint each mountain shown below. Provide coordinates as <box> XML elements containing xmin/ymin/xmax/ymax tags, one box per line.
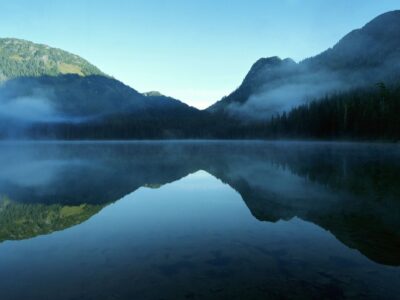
<box><xmin>208</xmin><ymin>57</ymin><xmax>299</xmax><ymax>117</ymax></box>
<box><xmin>0</xmin><ymin>38</ymin><xmax>104</xmax><ymax>80</ymax></box>
<box><xmin>0</xmin><ymin>74</ymin><xmax>148</xmax><ymax>118</ymax></box>
<box><xmin>142</xmin><ymin>91</ymin><xmax>201</xmax><ymax>116</ymax></box>
<box><xmin>307</xmin><ymin>10</ymin><xmax>400</xmax><ymax>72</ymax></box>
<box><xmin>1</xmin><ymin>11</ymin><xmax>399</xmax><ymax>140</ymax></box>
<box><xmin>0</xmin><ymin>39</ymin><xmax>214</xmax><ymax>139</ymax></box>
<box><xmin>208</xmin><ymin>10</ymin><xmax>400</xmax><ymax>120</ymax></box>
<box><xmin>0</xmin><ymin>38</ymin><xmax>198</xmax><ymax>118</ymax></box>
<box><xmin>1</xmin><ymin>141</ymin><xmax>399</xmax><ymax>265</ymax></box>
<box><xmin>0</xmin><ymin>74</ymin><xmax>212</xmax><ymax>139</ymax></box>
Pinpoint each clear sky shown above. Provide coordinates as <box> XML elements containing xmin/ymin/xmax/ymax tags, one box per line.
<box><xmin>0</xmin><ymin>0</ymin><xmax>399</xmax><ymax>108</ymax></box>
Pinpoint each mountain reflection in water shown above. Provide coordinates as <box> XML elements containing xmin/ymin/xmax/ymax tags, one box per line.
<box><xmin>0</xmin><ymin>141</ymin><xmax>399</xmax><ymax>299</ymax></box>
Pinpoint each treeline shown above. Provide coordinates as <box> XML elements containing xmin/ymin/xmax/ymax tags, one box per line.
<box><xmin>264</xmin><ymin>83</ymin><xmax>400</xmax><ymax>140</ymax></box>
<box><xmin>6</xmin><ymin>83</ymin><xmax>400</xmax><ymax>141</ymax></box>
<box><xmin>26</xmin><ymin>113</ymin><xmax>266</xmax><ymax>140</ymax></box>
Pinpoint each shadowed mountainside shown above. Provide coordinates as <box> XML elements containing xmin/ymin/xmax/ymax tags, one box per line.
<box><xmin>208</xmin><ymin>10</ymin><xmax>400</xmax><ymax>120</ymax></box>
<box><xmin>0</xmin><ymin>74</ymin><xmax>222</xmax><ymax>139</ymax></box>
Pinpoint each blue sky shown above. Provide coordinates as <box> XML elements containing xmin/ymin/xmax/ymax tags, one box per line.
<box><xmin>1</xmin><ymin>0</ymin><xmax>399</xmax><ymax>108</ymax></box>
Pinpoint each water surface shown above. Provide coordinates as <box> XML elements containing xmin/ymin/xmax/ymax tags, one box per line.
<box><xmin>0</xmin><ymin>141</ymin><xmax>399</xmax><ymax>299</ymax></box>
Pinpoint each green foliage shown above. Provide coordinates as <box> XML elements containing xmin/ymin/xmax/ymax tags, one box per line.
<box><xmin>0</xmin><ymin>196</ymin><xmax>104</xmax><ymax>242</ymax></box>
<box><xmin>0</xmin><ymin>38</ymin><xmax>104</xmax><ymax>80</ymax></box>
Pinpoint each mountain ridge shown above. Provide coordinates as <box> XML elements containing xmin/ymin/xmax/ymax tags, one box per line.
<box><xmin>0</xmin><ymin>39</ymin><xmax>207</xmax><ymax>138</ymax></box>
<box><xmin>0</xmin><ymin>10</ymin><xmax>399</xmax><ymax>139</ymax></box>
<box><xmin>208</xmin><ymin>10</ymin><xmax>400</xmax><ymax>119</ymax></box>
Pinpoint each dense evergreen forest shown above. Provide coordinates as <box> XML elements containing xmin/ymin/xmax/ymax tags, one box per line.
<box><xmin>0</xmin><ymin>38</ymin><xmax>103</xmax><ymax>80</ymax></box>
<box><xmin>264</xmin><ymin>83</ymin><xmax>400</xmax><ymax>141</ymax></box>
<box><xmin>24</xmin><ymin>112</ymin><xmax>264</xmax><ymax>140</ymax></box>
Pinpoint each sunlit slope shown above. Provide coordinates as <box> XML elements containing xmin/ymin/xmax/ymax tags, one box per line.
<box><xmin>0</xmin><ymin>38</ymin><xmax>104</xmax><ymax>80</ymax></box>
<box><xmin>0</xmin><ymin>196</ymin><xmax>104</xmax><ymax>242</ymax></box>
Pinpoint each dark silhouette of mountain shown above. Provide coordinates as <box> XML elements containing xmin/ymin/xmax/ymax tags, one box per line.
<box><xmin>0</xmin><ymin>75</ymin><xmax>201</xmax><ymax>118</ymax></box>
<box><xmin>0</xmin><ymin>142</ymin><xmax>399</xmax><ymax>266</ymax></box>
<box><xmin>142</xmin><ymin>90</ymin><xmax>201</xmax><ymax>116</ymax></box>
<box><xmin>201</xmin><ymin>142</ymin><xmax>400</xmax><ymax>266</ymax></box>
<box><xmin>208</xmin><ymin>10</ymin><xmax>400</xmax><ymax>120</ymax></box>
<box><xmin>0</xmin><ymin>75</ymin><xmax>146</xmax><ymax>118</ymax></box>
<box><xmin>0</xmin><ymin>75</ymin><xmax>247</xmax><ymax>140</ymax></box>
<box><xmin>307</xmin><ymin>10</ymin><xmax>400</xmax><ymax>72</ymax></box>
<box><xmin>0</xmin><ymin>74</ymin><xmax>215</xmax><ymax>139</ymax></box>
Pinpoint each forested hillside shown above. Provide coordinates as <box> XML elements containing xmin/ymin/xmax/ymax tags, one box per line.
<box><xmin>0</xmin><ymin>38</ymin><xmax>104</xmax><ymax>80</ymax></box>
<box><xmin>208</xmin><ymin>11</ymin><xmax>400</xmax><ymax>124</ymax></box>
<box><xmin>264</xmin><ymin>83</ymin><xmax>400</xmax><ymax>140</ymax></box>
<box><xmin>0</xmin><ymin>11</ymin><xmax>400</xmax><ymax>140</ymax></box>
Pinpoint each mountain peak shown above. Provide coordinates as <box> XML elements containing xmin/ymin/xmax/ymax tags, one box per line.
<box><xmin>208</xmin><ymin>10</ymin><xmax>400</xmax><ymax>117</ymax></box>
<box><xmin>242</xmin><ymin>56</ymin><xmax>297</xmax><ymax>89</ymax></box>
<box><xmin>248</xmin><ymin>57</ymin><xmax>295</xmax><ymax>76</ymax></box>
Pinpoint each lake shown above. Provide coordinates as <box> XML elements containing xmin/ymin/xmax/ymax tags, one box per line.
<box><xmin>0</xmin><ymin>141</ymin><xmax>399</xmax><ymax>299</ymax></box>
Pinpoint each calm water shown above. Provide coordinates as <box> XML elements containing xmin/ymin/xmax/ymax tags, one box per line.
<box><xmin>0</xmin><ymin>141</ymin><xmax>399</xmax><ymax>300</ymax></box>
